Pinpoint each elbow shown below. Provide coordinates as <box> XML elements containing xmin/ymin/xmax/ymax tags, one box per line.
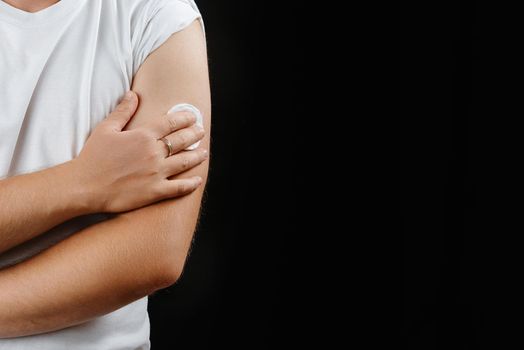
<box><xmin>145</xmin><ymin>204</ymin><xmax>203</xmax><ymax>289</ymax></box>
<box><xmin>156</xmin><ymin>261</ymin><xmax>184</xmax><ymax>289</ymax></box>
<box><xmin>154</xmin><ymin>243</ymin><xmax>191</xmax><ymax>289</ymax></box>
<box><xmin>129</xmin><ymin>249</ymin><xmax>186</xmax><ymax>296</ymax></box>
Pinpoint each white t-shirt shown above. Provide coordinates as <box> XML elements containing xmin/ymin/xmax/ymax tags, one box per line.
<box><xmin>0</xmin><ymin>0</ymin><xmax>203</xmax><ymax>349</ymax></box>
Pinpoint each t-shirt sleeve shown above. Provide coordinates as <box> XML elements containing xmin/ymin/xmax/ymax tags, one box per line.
<box><xmin>131</xmin><ymin>0</ymin><xmax>204</xmax><ymax>76</ymax></box>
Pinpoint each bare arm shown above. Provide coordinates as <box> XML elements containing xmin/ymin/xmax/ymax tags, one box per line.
<box><xmin>0</xmin><ymin>160</ymin><xmax>91</xmax><ymax>254</ymax></box>
<box><xmin>0</xmin><ymin>20</ymin><xmax>210</xmax><ymax>338</ymax></box>
<box><xmin>0</xmin><ymin>89</ymin><xmax>205</xmax><ymax>255</ymax></box>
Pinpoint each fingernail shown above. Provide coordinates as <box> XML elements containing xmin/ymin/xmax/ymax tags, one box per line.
<box><xmin>202</xmin><ymin>149</ymin><xmax>209</xmax><ymax>158</ymax></box>
<box><xmin>124</xmin><ymin>91</ymin><xmax>134</xmax><ymax>101</ymax></box>
<box><xmin>195</xmin><ymin>176</ymin><xmax>203</xmax><ymax>185</ymax></box>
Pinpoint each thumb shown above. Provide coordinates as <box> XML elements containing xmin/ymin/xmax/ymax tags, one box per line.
<box><xmin>106</xmin><ymin>91</ymin><xmax>138</xmax><ymax>131</ymax></box>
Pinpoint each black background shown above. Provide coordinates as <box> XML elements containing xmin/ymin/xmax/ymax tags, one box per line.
<box><xmin>401</xmin><ymin>2</ymin><xmax>520</xmax><ymax>348</ymax></box>
<box><xmin>400</xmin><ymin>2</ymin><xmax>481</xmax><ymax>347</ymax></box>
<box><xmin>148</xmin><ymin>1</ymin><xmax>296</xmax><ymax>348</ymax></box>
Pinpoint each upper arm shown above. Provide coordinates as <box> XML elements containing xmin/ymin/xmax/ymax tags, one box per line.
<box><xmin>120</xmin><ymin>20</ymin><xmax>211</xmax><ymax>277</ymax></box>
<box><xmin>0</xmin><ymin>19</ymin><xmax>210</xmax><ymax>338</ymax></box>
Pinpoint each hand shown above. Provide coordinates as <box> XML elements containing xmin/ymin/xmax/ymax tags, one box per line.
<box><xmin>69</xmin><ymin>91</ymin><xmax>208</xmax><ymax>213</ymax></box>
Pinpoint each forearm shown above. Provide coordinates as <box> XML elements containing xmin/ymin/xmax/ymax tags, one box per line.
<box><xmin>0</xmin><ymin>160</ymin><xmax>92</xmax><ymax>254</ymax></box>
<box><xmin>0</xmin><ymin>19</ymin><xmax>210</xmax><ymax>338</ymax></box>
<box><xmin>0</xmin><ymin>188</ymin><xmax>203</xmax><ymax>338</ymax></box>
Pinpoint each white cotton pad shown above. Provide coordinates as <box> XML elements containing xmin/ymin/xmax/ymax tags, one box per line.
<box><xmin>167</xmin><ymin>103</ymin><xmax>204</xmax><ymax>150</ymax></box>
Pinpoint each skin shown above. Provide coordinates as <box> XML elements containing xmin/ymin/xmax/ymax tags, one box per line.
<box><xmin>0</xmin><ymin>94</ymin><xmax>206</xmax><ymax>254</ymax></box>
<box><xmin>1</xmin><ymin>0</ymin><xmax>59</xmax><ymax>13</ymax></box>
<box><xmin>0</xmin><ymin>3</ymin><xmax>210</xmax><ymax>339</ymax></box>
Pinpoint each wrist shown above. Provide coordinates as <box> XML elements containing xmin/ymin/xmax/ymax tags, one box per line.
<box><xmin>52</xmin><ymin>159</ymin><xmax>102</xmax><ymax>216</ymax></box>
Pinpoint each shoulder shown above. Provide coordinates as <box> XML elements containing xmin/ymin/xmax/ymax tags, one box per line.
<box><xmin>94</xmin><ymin>0</ymin><xmax>203</xmax><ymax>77</ymax></box>
<box><xmin>109</xmin><ymin>0</ymin><xmax>201</xmax><ymax>21</ymax></box>
<box><xmin>99</xmin><ymin>0</ymin><xmax>201</xmax><ymax>30</ymax></box>
<box><xmin>121</xmin><ymin>0</ymin><xmax>204</xmax><ymax>76</ymax></box>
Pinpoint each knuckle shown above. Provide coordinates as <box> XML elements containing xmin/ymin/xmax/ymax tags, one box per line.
<box><xmin>181</xmin><ymin>157</ymin><xmax>191</xmax><ymax>169</ymax></box>
<box><xmin>153</xmin><ymin>154</ymin><xmax>164</xmax><ymax>169</ymax></box>
<box><xmin>144</xmin><ymin>142</ymin><xmax>158</xmax><ymax>156</ymax></box>
<box><xmin>146</xmin><ymin>143</ymin><xmax>162</xmax><ymax>161</ymax></box>
<box><xmin>146</xmin><ymin>157</ymin><xmax>163</xmax><ymax>176</ymax></box>
<box><xmin>134</xmin><ymin>128</ymin><xmax>152</xmax><ymax>141</ymax></box>
<box><xmin>174</xmin><ymin>182</ymin><xmax>186</xmax><ymax>194</ymax></box>
<box><xmin>154</xmin><ymin>146</ymin><xmax>165</xmax><ymax>160</ymax></box>
<box><xmin>167</xmin><ymin>117</ymin><xmax>178</xmax><ymax>132</ymax></box>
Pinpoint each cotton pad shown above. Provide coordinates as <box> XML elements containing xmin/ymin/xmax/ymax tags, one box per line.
<box><xmin>167</xmin><ymin>103</ymin><xmax>204</xmax><ymax>150</ymax></box>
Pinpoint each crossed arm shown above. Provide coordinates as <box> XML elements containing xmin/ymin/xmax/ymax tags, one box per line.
<box><xmin>0</xmin><ymin>21</ymin><xmax>210</xmax><ymax>337</ymax></box>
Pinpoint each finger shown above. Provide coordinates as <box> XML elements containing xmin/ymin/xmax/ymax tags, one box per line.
<box><xmin>146</xmin><ymin>110</ymin><xmax>197</xmax><ymax>139</ymax></box>
<box><xmin>105</xmin><ymin>91</ymin><xmax>139</xmax><ymax>131</ymax></box>
<box><xmin>164</xmin><ymin>149</ymin><xmax>208</xmax><ymax>176</ymax></box>
<box><xmin>163</xmin><ymin>176</ymin><xmax>203</xmax><ymax>198</ymax></box>
<box><xmin>164</xmin><ymin>125</ymin><xmax>205</xmax><ymax>154</ymax></box>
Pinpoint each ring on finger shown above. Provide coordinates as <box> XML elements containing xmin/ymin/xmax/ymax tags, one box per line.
<box><xmin>159</xmin><ymin>137</ymin><xmax>174</xmax><ymax>158</ymax></box>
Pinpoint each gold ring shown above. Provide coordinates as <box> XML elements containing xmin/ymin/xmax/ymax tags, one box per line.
<box><xmin>159</xmin><ymin>137</ymin><xmax>174</xmax><ymax>158</ymax></box>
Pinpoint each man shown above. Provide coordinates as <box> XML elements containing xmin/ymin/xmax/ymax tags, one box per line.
<box><xmin>0</xmin><ymin>0</ymin><xmax>210</xmax><ymax>348</ymax></box>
